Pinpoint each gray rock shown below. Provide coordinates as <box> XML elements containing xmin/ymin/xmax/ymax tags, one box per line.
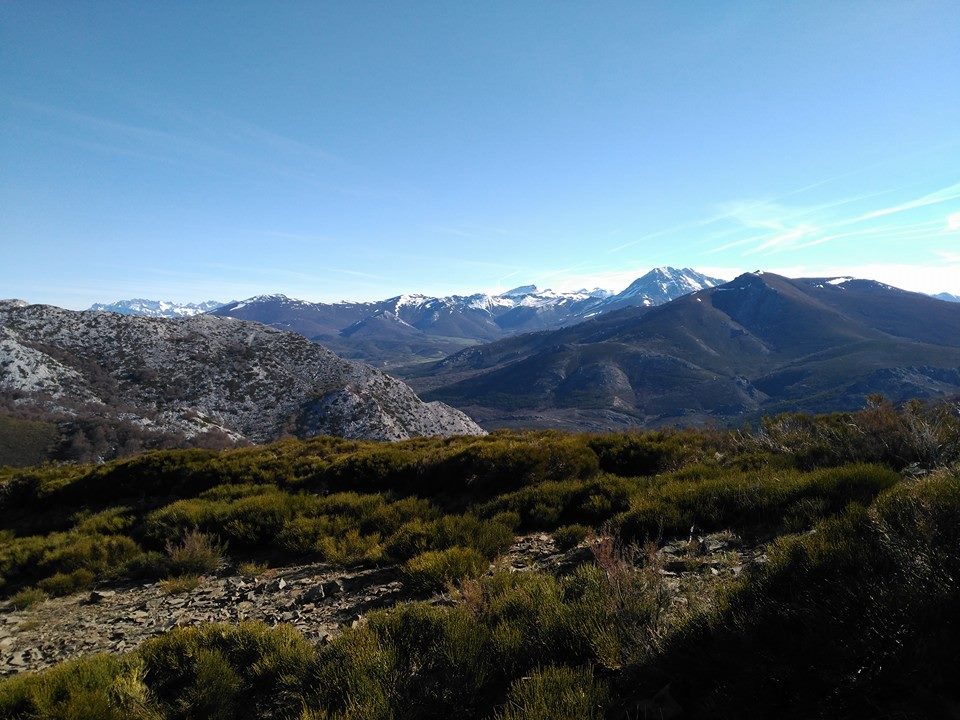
<box><xmin>299</xmin><ymin>578</ymin><xmax>344</xmax><ymax>605</ymax></box>
<box><xmin>86</xmin><ymin>590</ymin><xmax>116</xmax><ymax>604</ymax></box>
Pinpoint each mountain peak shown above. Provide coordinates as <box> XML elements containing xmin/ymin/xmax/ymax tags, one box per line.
<box><xmin>500</xmin><ymin>285</ymin><xmax>538</xmax><ymax>297</ymax></box>
<box><xmin>614</xmin><ymin>267</ymin><xmax>725</xmax><ymax>305</ymax></box>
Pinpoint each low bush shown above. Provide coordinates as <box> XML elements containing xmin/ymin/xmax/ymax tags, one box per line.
<box><xmin>745</xmin><ymin>398</ymin><xmax>960</xmax><ymax>471</ymax></box>
<box><xmin>497</xmin><ymin>665</ymin><xmax>608</xmax><ymax>720</ymax></box>
<box><xmin>121</xmin><ymin>551</ymin><xmax>170</xmax><ymax>581</ymax></box>
<box><xmin>160</xmin><ymin>575</ymin><xmax>201</xmax><ymax>595</ymax></box>
<box><xmin>403</xmin><ymin>547</ymin><xmax>488</xmax><ymax>592</ymax></box>
<box><xmin>237</xmin><ymin>561</ymin><xmax>267</xmax><ymax>577</ymax></box>
<box><xmin>317</xmin><ymin>529</ymin><xmax>384</xmax><ymax>565</ymax></box>
<box><xmin>615</xmin><ymin>463</ymin><xmax>899</xmax><ymax>543</ymax></box>
<box><xmin>137</xmin><ymin>622</ymin><xmax>315</xmax><ymax>719</ymax></box>
<box><xmin>0</xmin><ymin>653</ymin><xmax>152</xmax><ymax>720</ymax></box>
<box><xmin>552</xmin><ymin>524</ymin><xmax>589</xmax><ymax>551</ymax></box>
<box><xmin>37</xmin><ymin>568</ymin><xmax>96</xmax><ymax>596</ymax></box>
<box><xmin>384</xmin><ymin>514</ymin><xmax>514</xmax><ymax>562</ymax></box>
<box><xmin>8</xmin><ymin>587</ymin><xmax>47</xmax><ymax>610</ymax></box>
<box><xmin>165</xmin><ymin>530</ymin><xmax>225</xmax><ymax>576</ymax></box>
<box><xmin>480</xmin><ymin>474</ymin><xmax>637</xmax><ymax>530</ymax></box>
<box><xmin>587</xmin><ymin>428</ymin><xmax>718</xmax><ymax>476</ymax></box>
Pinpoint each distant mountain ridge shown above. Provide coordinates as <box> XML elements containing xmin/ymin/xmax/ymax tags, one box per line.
<box><xmin>414</xmin><ymin>272</ymin><xmax>960</xmax><ymax>430</ymax></box>
<box><xmin>0</xmin><ymin>300</ymin><xmax>484</xmax><ymax>462</ymax></box>
<box><xmin>91</xmin><ymin>299</ymin><xmax>225</xmax><ymax>318</ymax></box>
<box><xmin>207</xmin><ymin>267</ymin><xmax>724</xmax><ymax>368</ymax></box>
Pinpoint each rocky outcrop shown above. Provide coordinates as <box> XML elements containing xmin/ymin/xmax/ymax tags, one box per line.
<box><xmin>0</xmin><ymin>300</ymin><xmax>484</xmax><ymax>444</ymax></box>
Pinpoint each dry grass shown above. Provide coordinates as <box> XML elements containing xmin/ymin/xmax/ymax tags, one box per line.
<box><xmin>160</xmin><ymin>575</ymin><xmax>201</xmax><ymax>595</ymax></box>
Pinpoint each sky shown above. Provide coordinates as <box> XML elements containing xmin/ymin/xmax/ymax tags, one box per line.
<box><xmin>2</xmin><ymin>1</ymin><xmax>959</xmax><ymax>308</ymax></box>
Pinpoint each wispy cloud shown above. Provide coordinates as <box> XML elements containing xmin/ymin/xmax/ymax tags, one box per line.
<box><xmin>842</xmin><ymin>181</ymin><xmax>960</xmax><ymax>224</ymax></box>
<box><xmin>2</xmin><ymin>93</ymin><xmax>418</xmax><ymax>201</ymax></box>
<box><xmin>5</xmin><ymin>94</ymin><xmax>233</xmax><ymax>161</ymax></box>
<box><xmin>709</xmin><ymin>180</ymin><xmax>960</xmax><ymax>257</ymax></box>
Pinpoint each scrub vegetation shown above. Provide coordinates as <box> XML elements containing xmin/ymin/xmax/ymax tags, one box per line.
<box><xmin>1</xmin><ymin>398</ymin><xmax>959</xmax><ymax>718</ymax></box>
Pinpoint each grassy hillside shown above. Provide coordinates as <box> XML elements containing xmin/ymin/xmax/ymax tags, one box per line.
<box><xmin>2</xmin><ymin>398</ymin><xmax>959</xmax><ymax>718</ymax></box>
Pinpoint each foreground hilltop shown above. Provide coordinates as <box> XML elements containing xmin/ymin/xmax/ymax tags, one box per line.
<box><xmin>1</xmin><ymin>402</ymin><xmax>958</xmax><ymax>717</ymax></box>
<box><xmin>0</xmin><ymin>300</ymin><xmax>483</xmax><ymax>463</ymax></box>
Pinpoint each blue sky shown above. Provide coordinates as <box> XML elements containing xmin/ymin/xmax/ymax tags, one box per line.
<box><xmin>2</xmin><ymin>1</ymin><xmax>959</xmax><ymax>308</ymax></box>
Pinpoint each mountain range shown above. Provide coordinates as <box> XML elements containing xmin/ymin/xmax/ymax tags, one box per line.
<box><xmin>86</xmin><ymin>268</ymin><xmax>722</xmax><ymax>368</ymax></box>
<box><xmin>57</xmin><ymin>268</ymin><xmax>960</xmax><ymax>438</ymax></box>
<box><xmin>0</xmin><ymin>300</ymin><xmax>483</xmax><ymax>464</ymax></box>
<box><xmin>410</xmin><ymin>273</ymin><xmax>960</xmax><ymax>430</ymax></box>
<box><xmin>90</xmin><ymin>299</ymin><xmax>224</xmax><ymax>317</ymax></box>
<box><xmin>207</xmin><ymin>267</ymin><xmax>724</xmax><ymax>368</ymax></box>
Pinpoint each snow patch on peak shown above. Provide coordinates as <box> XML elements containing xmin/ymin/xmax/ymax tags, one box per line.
<box><xmin>90</xmin><ymin>299</ymin><xmax>225</xmax><ymax>318</ymax></box>
<box><xmin>500</xmin><ymin>285</ymin><xmax>538</xmax><ymax>298</ymax></box>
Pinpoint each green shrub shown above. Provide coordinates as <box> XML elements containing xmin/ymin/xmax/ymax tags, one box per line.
<box><xmin>121</xmin><ymin>551</ymin><xmax>170</xmax><ymax>580</ymax></box>
<box><xmin>403</xmin><ymin>547</ymin><xmax>488</xmax><ymax>592</ymax></box>
<box><xmin>37</xmin><ymin>568</ymin><xmax>95</xmax><ymax>596</ymax></box>
<box><xmin>9</xmin><ymin>587</ymin><xmax>47</xmax><ymax>609</ymax></box>
<box><xmin>497</xmin><ymin>665</ymin><xmax>608</xmax><ymax>720</ymax></box>
<box><xmin>431</xmin><ymin>436</ymin><xmax>600</xmax><ymax>497</ymax></box>
<box><xmin>71</xmin><ymin>507</ymin><xmax>134</xmax><ymax>535</ymax></box>
<box><xmin>39</xmin><ymin>533</ymin><xmax>142</xmax><ymax>579</ymax></box>
<box><xmin>237</xmin><ymin>561</ymin><xmax>267</xmax><ymax>577</ymax></box>
<box><xmin>383</xmin><ymin>518</ymin><xmax>433</xmax><ymax>560</ymax></box>
<box><xmin>552</xmin><ymin>524</ymin><xmax>589</xmax><ymax>551</ymax></box>
<box><xmin>481</xmin><ymin>475</ymin><xmax>636</xmax><ymax>531</ymax></box>
<box><xmin>384</xmin><ymin>514</ymin><xmax>514</xmax><ymax>562</ymax></box>
<box><xmin>317</xmin><ymin>530</ymin><xmax>384</xmax><ymax>565</ymax></box>
<box><xmin>587</xmin><ymin>431</ymin><xmax>698</xmax><ymax>476</ymax></box>
<box><xmin>0</xmin><ymin>653</ymin><xmax>151</xmax><ymax>720</ymax></box>
<box><xmin>748</xmin><ymin>400</ymin><xmax>960</xmax><ymax>471</ymax></box>
<box><xmin>615</xmin><ymin>463</ymin><xmax>899</xmax><ymax>543</ymax></box>
<box><xmin>160</xmin><ymin>575</ymin><xmax>201</xmax><ymax>594</ymax></box>
<box><xmin>138</xmin><ymin>622</ymin><xmax>315</xmax><ymax>719</ymax></box>
<box><xmin>165</xmin><ymin>530</ymin><xmax>225</xmax><ymax>576</ymax></box>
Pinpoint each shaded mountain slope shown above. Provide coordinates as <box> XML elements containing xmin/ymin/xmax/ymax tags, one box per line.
<box><xmin>420</xmin><ymin>273</ymin><xmax>960</xmax><ymax>428</ymax></box>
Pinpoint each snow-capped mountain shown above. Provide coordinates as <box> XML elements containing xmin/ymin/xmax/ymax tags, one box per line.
<box><xmin>933</xmin><ymin>292</ymin><xmax>960</xmax><ymax>303</ymax></box>
<box><xmin>210</xmin><ymin>268</ymin><xmax>725</xmax><ymax>368</ymax></box>
<box><xmin>89</xmin><ymin>299</ymin><xmax>225</xmax><ymax>318</ymax></box>
<box><xmin>593</xmin><ymin>267</ymin><xmax>724</xmax><ymax>313</ymax></box>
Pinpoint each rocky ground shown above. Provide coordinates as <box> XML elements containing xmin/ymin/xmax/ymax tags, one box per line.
<box><xmin>0</xmin><ymin>531</ymin><xmax>763</xmax><ymax>677</ymax></box>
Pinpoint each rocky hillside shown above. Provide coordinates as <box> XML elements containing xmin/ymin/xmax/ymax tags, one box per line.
<box><xmin>0</xmin><ymin>300</ymin><xmax>483</xmax><ymax>460</ymax></box>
